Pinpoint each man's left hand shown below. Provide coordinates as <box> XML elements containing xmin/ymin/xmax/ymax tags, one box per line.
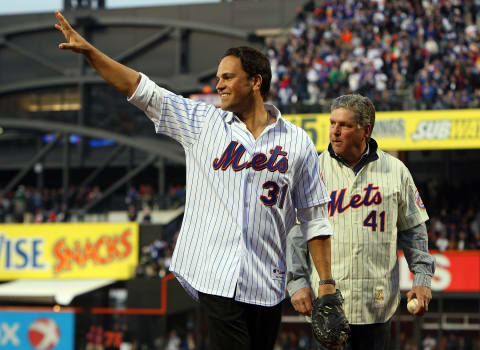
<box><xmin>407</xmin><ymin>285</ymin><xmax>432</xmax><ymax>316</ymax></box>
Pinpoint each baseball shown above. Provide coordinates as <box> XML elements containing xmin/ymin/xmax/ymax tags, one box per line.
<box><xmin>407</xmin><ymin>298</ymin><xmax>418</xmax><ymax>314</ymax></box>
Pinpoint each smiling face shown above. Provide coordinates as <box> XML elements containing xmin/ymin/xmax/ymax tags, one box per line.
<box><xmin>329</xmin><ymin>107</ymin><xmax>371</xmax><ymax>166</ymax></box>
<box><xmin>216</xmin><ymin>55</ymin><xmax>258</xmax><ymax>114</ymax></box>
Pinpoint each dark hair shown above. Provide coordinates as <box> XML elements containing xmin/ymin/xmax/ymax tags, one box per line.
<box><xmin>222</xmin><ymin>46</ymin><xmax>271</xmax><ymax>100</ymax></box>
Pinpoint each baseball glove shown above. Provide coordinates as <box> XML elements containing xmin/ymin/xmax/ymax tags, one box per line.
<box><xmin>311</xmin><ymin>289</ymin><xmax>350</xmax><ymax>349</ymax></box>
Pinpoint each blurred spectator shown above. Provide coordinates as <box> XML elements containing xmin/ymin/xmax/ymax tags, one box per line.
<box><xmin>86</xmin><ymin>325</ymin><xmax>96</xmax><ymax>350</ymax></box>
<box><xmin>296</xmin><ymin>329</ymin><xmax>310</xmax><ymax>350</ymax></box>
<box><xmin>139</xmin><ymin>184</ymin><xmax>154</xmax><ymax>209</ymax></box>
<box><xmin>457</xmin><ymin>230</ymin><xmax>468</xmax><ymax>250</ymax></box>
<box><xmin>34</xmin><ymin>208</ymin><xmax>46</xmax><ymax>223</ymax></box>
<box><xmin>14</xmin><ymin>185</ymin><xmax>26</xmax><ymax>222</ymax></box>
<box><xmin>142</xmin><ymin>207</ymin><xmax>152</xmax><ymax>223</ymax></box>
<box><xmin>166</xmin><ymin>330</ymin><xmax>181</xmax><ymax>350</ymax></box>
<box><xmin>120</xmin><ymin>323</ymin><xmax>133</xmax><ymax>350</ymax></box>
<box><xmin>423</xmin><ymin>333</ymin><xmax>437</xmax><ymax>350</ymax></box>
<box><xmin>127</xmin><ymin>204</ymin><xmax>137</xmax><ymax>222</ymax></box>
<box><xmin>94</xmin><ymin>325</ymin><xmax>105</xmax><ymax>350</ymax></box>
<box><xmin>274</xmin><ymin>331</ymin><xmax>290</xmax><ymax>350</ymax></box>
<box><xmin>125</xmin><ymin>186</ymin><xmax>139</xmax><ymax>208</ymax></box>
<box><xmin>168</xmin><ymin>184</ymin><xmax>186</xmax><ymax>208</ymax></box>
<box><xmin>446</xmin><ymin>333</ymin><xmax>460</xmax><ymax>350</ymax></box>
<box><xmin>48</xmin><ymin>209</ymin><xmax>56</xmax><ymax>223</ymax></box>
<box><xmin>183</xmin><ymin>331</ymin><xmax>196</xmax><ymax>350</ymax></box>
<box><xmin>88</xmin><ymin>185</ymin><xmax>102</xmax><ymax>203</ymax></box>
<box><xmin>57</xmin><ymin>203</ymin><xmax>71</xmax><ymax>222</ymax></box>
<box><xmin>0</xmin><ymin>198</ymin><xmax>6</xmax><ymax>223</ymax></box>
<box><xmin>436</xmin><ymin>232</ymin><xmax>449</xmax><ymax>251</ymax></box>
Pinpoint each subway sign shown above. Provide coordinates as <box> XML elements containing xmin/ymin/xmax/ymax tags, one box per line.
<box><xmin>285</xmin><ymin>109</ymin><xmax>480</xmax><ymax>151</ymax></box>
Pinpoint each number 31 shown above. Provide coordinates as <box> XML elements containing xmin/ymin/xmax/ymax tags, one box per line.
<box><xmin>260</xmin><ymin>181</ymin><xmax>289</xmax><ymax>209</ymax></box>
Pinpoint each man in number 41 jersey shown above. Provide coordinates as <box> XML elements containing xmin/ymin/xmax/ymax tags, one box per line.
<box><xmin>286</xmin><ymin>94</ymin><xmax>435</xmax><ymax>350</ymax></box>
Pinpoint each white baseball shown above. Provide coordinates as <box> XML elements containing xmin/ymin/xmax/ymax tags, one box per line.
<box><xmin>407</xmin><ymin>298</ymin><xmax>418</xmax><ymax>314</ymax></box>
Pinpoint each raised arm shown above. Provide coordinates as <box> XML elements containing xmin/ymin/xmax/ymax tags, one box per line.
<box><xmin>54</xmin><ymin>10</ymin><xmax>140</xmax><ymax>97</ymax></box>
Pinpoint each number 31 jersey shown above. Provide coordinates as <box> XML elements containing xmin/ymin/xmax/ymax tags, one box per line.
<box><xmin>129</xmin><ymin>73</ymin><xmax>330</xmax><ymax>307</ymax></box>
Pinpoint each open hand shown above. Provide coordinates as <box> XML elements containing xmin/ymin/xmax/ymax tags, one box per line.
<box><xmin>54</xmin><ymin>10</ymin><xmax>91</xmax><ymax>53</ymax></box>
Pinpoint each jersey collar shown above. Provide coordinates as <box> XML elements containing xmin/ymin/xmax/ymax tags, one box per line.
<box><xmin>225</xmin><ymin>103</ymin><xmax>284</xmax><ymax>127</ymax></box>
<box><xmin>328</xmin><ymin>138</ymin><xmax>379</xmax><ymax>174</ymax></box>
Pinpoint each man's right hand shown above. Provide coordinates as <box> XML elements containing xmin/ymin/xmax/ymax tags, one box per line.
<box><xmin>290</xmin><ymin>287</ymin><xmax>314</xmax><ymax>316</ymax></box>
<box><xmin>55</xmin><ymin>10</ymin><xmax>91</xmax><ymax>54</ymax></box>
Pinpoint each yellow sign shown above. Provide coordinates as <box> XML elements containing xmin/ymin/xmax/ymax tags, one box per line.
<box><xmin>284</xmin><ymin>109</ymin><xmax>480</xmax><ymax>151</ymax></box>
<box><xmin>0</xmin><ymin>223</ymin><xmax>138</xmax><ymax>280</ymax></box>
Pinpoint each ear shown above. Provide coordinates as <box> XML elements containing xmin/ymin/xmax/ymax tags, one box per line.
<box><xmin>250</xmin><ymin>74</ymin><xmax>263</xmax><ymax>92</ymax></box>
<box><xmin>363</xmin><ymin>124</ymin><xmax>372</xmax><ymax>139</ymax></box>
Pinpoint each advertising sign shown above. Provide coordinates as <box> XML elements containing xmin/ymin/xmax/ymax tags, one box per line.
<box><xmin>0</xmin><ymin>223</ymin><xmax>138</xmax><ymax>279</ymax></box>
<box><xmin>284</xmin><ymin>109</ymin><xmax>480</xmax><ymax>151</ymax></box>
<box><xmin>399</xmin><ymin>250</ymin><xmax>480</xmax><ymax>292</ymax></box>
<box><xmin>0</xmin><ymin>310</ymin><xmax>74</xmax><ymax>350</ymax></box>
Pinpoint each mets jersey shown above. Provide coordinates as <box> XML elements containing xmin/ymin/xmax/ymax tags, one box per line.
<box><xmin>128</xmin><ymin>73</ymin><xmax>330</xmax><ymax>306</ymax></box>
<box><xmin>309</xmin><ymin>139</ymin><xmax>429</xmax><ymax>324</ymax></box>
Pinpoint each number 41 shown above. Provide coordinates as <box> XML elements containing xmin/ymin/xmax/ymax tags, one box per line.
<box><xmin>363</xmin><ymin>210</ymin><xmax>385</xmax><ymax>232</ymax></box>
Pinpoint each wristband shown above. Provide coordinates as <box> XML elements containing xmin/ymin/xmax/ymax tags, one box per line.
<box><xmin>319</xmin><ymin>279</ymin><xmax>336</xmax><ymax>286</ymax></box>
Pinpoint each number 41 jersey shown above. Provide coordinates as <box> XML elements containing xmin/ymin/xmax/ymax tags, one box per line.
<box><xmin>311</xmin><ymin>142</ymin><xmax>428</xmax><ymax>324</ymax></box>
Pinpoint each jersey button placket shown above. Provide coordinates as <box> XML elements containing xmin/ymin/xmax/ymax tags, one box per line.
<box><xmin>245</xmin><ymin>174</ymin><xmax>253</xmax><ymax>208</ymax></box>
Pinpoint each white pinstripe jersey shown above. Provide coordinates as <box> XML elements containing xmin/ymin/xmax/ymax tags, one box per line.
<box><xmin>310</xmin><ymin>141</ymin><xmax>429</xmax><ymax>324</ymax></box>
<box><xmin>129</xmin><ymin>73</ymin><xmax>330</xmax><ymax>306</ymax></box>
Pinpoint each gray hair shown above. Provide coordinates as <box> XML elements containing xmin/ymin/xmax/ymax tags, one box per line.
<box><xmin>330</xmin><ymin>94</ymin><xmax>376</xmax><ymax>131</ymax></box>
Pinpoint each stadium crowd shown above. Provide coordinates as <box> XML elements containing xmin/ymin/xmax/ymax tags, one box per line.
<box><xmin>422</xmin><ymin>180</ymin><xmax>480</xmax><ymax>251</ymax></box>
<box><xmin>267</xmin><ymin>0</ymin><xmax>480</xmax><ymax>113</ymax></box>
<box><xmin>0</xmin><ymin>183</ymin><xmax>185</xmax><ymax>224</ymax></box>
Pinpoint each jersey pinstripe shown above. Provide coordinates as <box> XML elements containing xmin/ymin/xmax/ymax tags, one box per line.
<box><xmin>129</xmin><ymin>73</ymin><xmax>330</xmax><ymax>306</ymax></box>
<box><xmin>310</xmin><ymin>146</ymin><xmax>429</xmax><ymax>324</ymax></box>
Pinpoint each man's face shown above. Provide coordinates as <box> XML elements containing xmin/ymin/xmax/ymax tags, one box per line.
<box><xmin>329</xmin><ymin>107</ymin><xmax>370</xmax><ymax>164</ymax></box>
<box><xmin>216</xmin><ymin>55</ymin><xmax>255</xmax><ymax>113</ymax></box>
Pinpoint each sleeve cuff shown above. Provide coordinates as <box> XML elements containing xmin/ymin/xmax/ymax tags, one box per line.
<box><xmin>300</xmin><ymin>217</ymin><xmax>333</xmax><ymax>242</ymax></box>
<box><xmin>127</xmin><ymin>72</ymin><xmax>153</xmax><ymax>110</ymax></box>
<box><xmin>413</xmin><ymin>273</ymin><xmax>432</xmax><ymax>287</ymax></box>
<box><xmin>287</xmin><ymin>278</ymin><xmax>311</xmax><ymax>297</ymax></box>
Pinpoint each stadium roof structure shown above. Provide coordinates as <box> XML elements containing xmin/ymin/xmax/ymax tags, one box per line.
<box><xmin>0</xmin><ymin>0</ymin><xmax>307</xmax><ymax>213</ymax></box>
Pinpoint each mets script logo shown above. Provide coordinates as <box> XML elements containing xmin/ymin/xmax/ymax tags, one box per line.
<box><xmin>213</xmin><ymin>141</ymin><xmax>288</xmax><ymax>172</ymax></box>
<box><xmin>329</xmin><ymin>184</ymin><xmax>383</xmax><ymax>216</ymax></box>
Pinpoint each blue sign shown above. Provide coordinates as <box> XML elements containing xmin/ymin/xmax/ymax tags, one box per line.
<box><xmin>0</xmin><ymin>311</ymin><xmax>74</xmax><ymax>349</ymax></box>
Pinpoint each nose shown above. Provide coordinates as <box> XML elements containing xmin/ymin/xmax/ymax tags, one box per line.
<box><xmin>216</xmin><ymin>79</ymin><xmax>224</xmax><ymax>92</ymax></box>
<box><xmin>331</xmin><ymin>124</ymin><xmax>340</xmax><ymax>135</ymax></box>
